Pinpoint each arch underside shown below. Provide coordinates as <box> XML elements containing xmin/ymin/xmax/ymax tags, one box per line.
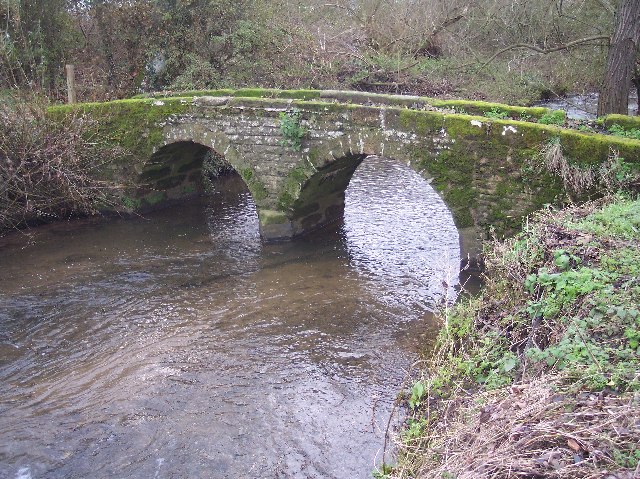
<box><xmin>137</xmin><ymin>141</ymin><xmax>214</xmax><ymax>207</ymax></box>
<box><xmin>290</xmin><ymin>154</ymin><xmax>368</xmax><ymax>237</ymax></box>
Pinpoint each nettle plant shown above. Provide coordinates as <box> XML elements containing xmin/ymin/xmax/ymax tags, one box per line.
<box><xmin>279</xmin><ymin>108</ymin><xmax>306</xmax><ymax>151</ymax></box>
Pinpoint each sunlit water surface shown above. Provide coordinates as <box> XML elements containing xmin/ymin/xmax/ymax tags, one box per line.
<box><xmin>0</xmin><ymin>157</ymin><xmax>460</xmax><ymax>479</ymax></box>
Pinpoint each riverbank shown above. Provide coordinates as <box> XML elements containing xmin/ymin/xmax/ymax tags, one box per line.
<box><xmin>388</xmin><ymin>195</ymin><xmax>640</xmax><ymax>478</ymax></box>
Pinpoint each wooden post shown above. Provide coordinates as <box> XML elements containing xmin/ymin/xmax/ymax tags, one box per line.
<box><xmin>65</xmin><ymin>64</ymin><xmax>76</xmax><ymax>104</ymax></box>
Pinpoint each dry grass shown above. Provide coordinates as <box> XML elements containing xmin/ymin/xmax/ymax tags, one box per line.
<box><xmin>394</xmin><ymin>375</ymin><xmax>640</xmax><ymax>479</ymax></box>
<box><xmin>534</xmin><ymin>142</ymin><xmax>639</xmax><ymax>198</ymax></box>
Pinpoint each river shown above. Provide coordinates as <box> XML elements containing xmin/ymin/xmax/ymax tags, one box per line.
<box><xmin>0</xmin><ymin>157</ymin><xmax>461</xmax><ymax>479</ymax></box>
<box><xmin>535</xmin><ymin>91</ymin><xmax>638</xmax><ymax>119</ymax></box>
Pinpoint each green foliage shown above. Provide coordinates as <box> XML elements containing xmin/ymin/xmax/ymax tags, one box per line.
<box><xmin>168</xmin><ymin>54</ymin><xmax>222</xmax><ymax>91</ymax></box>
<box><xmin>402</xmin><ymin>418</ymin><xmax>428</xmax><ymax>440</ymax></box>
<box><xmin>372</xmin><ymin>463</ymin><xmax>394</xmax><ymax>479</ymax></box>
<box><xmin>408</xmin><ymin>381</ymin><xmax>427</xmax><ymax>410</ymax></box>
<box><xmin>278</xmin><ymin>108</ymin><xmax>306</xmax><ymax>151</ymax></box>
<box><xmin>612</xmin><ymin>447</ymin><xmax>640</xmax><ymax>469</ymax></box>
<box><xmin>121</xmin><ymin>196</ymin><xmax>142</xmax><ymax>210</ymax></box>
<box><xmin>568</xmin><ymin>198</ymin><xmax>640</xmax><ymax>239</ymax></box>
<box><xmin>0</xmin><ymin>0</ymin><xmax>77</xmax><ymax>93</ymax></box>
<box><xmin>538</xmin><ymin>109</ymin><xmax>565</xmax><ymax>126</ymax></box>
<box><xmin>425</xmin><ymin>197</ymin><xmax>640</xmax><ymax>396</ymax></box>
<box><xmin>608</xmin><ymin>124</ymin><xmax>640</xmax><ymax>140</ymax></box>
<box><xmin>396</xmin><ymin>197</ymin><xmax>640</xmax><ymax>479</ymax></box>
<box><xmin>484</xmin><ymin>107</ymin><xmax>510</xmax><ymax>120</ymax></box>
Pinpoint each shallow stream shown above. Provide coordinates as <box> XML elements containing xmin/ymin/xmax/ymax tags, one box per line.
<box><xmin>0</xmin><ymin>157</ymin><xmax>461</xmax><ymax>479</ymax></box>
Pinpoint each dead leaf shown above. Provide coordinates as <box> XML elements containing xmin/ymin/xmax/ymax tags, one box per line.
<box><xmin>567</xmin><ymin>438</ymin><xmax>581</xmax><ymax>452</ymax></box>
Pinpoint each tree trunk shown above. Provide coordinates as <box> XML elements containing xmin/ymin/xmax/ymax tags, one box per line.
<box><xmin>597</xmin><ymin>0</ymin><xmax>640</xmax><ymax>116</ymax></box>
<box><xmin>633</xmin><ymin>59</ymin><xmax>640</xmax><ymax>116</ymax></box>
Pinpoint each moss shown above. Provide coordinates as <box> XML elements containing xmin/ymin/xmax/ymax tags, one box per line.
<box><xmin>451</xmin><ymin>207</ymin><xmax>475</xmax><ymax>229</ymax></box>
<box><xmin>397</xmin><ymin>109</ymin><xmax>443</xmax><ymax>135</ymax></box>
<box><xmin>430</xmin><ymin>98</ymin><xmax>550</xmax><ymax>120</ymax></box>
<box><xmin>442</xmin><ymin>114</ymin><xmax>488</xmax><ymax>139</ymax></box>
<box><xmin>495</xmin><ymin>178</ymin><xmax>520</xmax><ymax>197</ymax></box>
<box><xmin>319</xmin><ymin>90</ymin><xmax>430</xmax><ymax>109</ymax></box>
<box><xmin>258</xmin><ymin>209</ymin><xmax>290</xmax><ymax>226</ymax></box>
<box><xmin>559</xmin><ymin>129</ymin><xmax>640</xmax><ymax>167</ymax></box>
<box><xmin>443</xmin><ymin>186</ymin><xmax>476</xmax><ymax>229</ymax></box>
<box><xmin>603</xmin><ymin>114</ymin><xmax>640</xmax><ymax>131</ymax></box>
<box><xmin>420</xmin><ymin>148</ymin><xmax>474</xmax><ymax>188</ymax></box>
<box><xmin>240</xmin><ymin>167</ymin><xmax>254</xmax><ymax>182</ymax></box>
<box><xmin>278</xmin><ymin>166</ymin><xmax>311</xmax><ymax>211</ymax></box>
<box><xmin>307</xmin><ymin>147</ymin><xmax>322</xmax><ymax>167</ymax></box>
<box><xmin>275</xmin><ymin>89</ymin><xmax>321</xmax><ymax>100</ymax></box>
<box><xmin>131</xmin><ymin>89</ymin><xmax>235</xmax><ymax>99</ymax></box>
<box><xmin>239</xmin><ymin>166</ymin><xmax>267</xmax><ymax>202</ymax></box>
<box><xmin>48</xmin><ymin>98</ymin><xmax>192</xmax><ymax>162</ymax></box>
<box><xmin>235</xmin><ymin>88</ymin><xmax>277</xmax><ymax>98</ymax></box>
<box><xmin>142</xmin><ymin>191</ymin><xmax>166</xmax><ymax>206</ymax></box>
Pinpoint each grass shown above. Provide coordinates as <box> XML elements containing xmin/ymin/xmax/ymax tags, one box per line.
<box><xmin>388</xmin><ymin>195</ymin><xmax>640</xmax><ymax>479</ymax></box>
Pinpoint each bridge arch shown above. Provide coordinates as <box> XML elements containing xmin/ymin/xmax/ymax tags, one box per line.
<box><xmin>284</xmin><ymin>136</ymin><xmax>454</xmax><ymax>240</ymax></box>
<box><xmin>136</xmin><ymin>126</ymin><xmax>281</xmax><ymax>238</ymax></box>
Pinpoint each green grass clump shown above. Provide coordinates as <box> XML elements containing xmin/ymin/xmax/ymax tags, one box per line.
<box><xmin>608</xmin><ymin>124</ymin><xmax>640</xmax><ymax>141</ymax></box>
<box><xmin>483</xmin><ymin>107</ymin><xmax>510</xmax><ymax>120</ymax></box>
<box><xmin>568</xmin><ymin>198</ymin><xmax>640</xmax><ymax>240</ymax></box>
<box><xmin>538</xmin><ymin>109</ymin><xmax>566</xmax><ymax>126</ymax></box>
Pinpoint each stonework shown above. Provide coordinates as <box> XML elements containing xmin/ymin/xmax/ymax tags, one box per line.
<box><xmin>50</xmin><ymin>90</ymin><xmax>640</xmax><ymax>242</ymax></box>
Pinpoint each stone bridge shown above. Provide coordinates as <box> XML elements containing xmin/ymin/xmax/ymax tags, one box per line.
<box><xmin>51</xmin><ymin>89</ymin><xmax>640</xmax><ymax>245</ymax></box>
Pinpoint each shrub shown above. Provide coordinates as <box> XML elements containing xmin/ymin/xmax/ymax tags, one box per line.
<box><xmin>0</xmin><ymin>101</ymin><xmax>125</xmax><ymax>233</ymax></box>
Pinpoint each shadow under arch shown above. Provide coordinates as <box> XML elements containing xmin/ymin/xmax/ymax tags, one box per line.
<box><xmin>136</xmin><ymin>141</ymin><xmax>218</xmax><ymax>207</ymax></box>
<box><xmin>288</xmin><ymin>133</ymin><xmax>459</xmax><ymax>236</ymax></box>
<box><xmin>136</xmin><ymin>132</ymin><xmax>260</xmax><ymax>208</ymax></box>
<box><xmin>289</xmin><ymin>153</ymin><xmax>369</xmax><ymax>236</ymax></box>
<box><xmin>289</xmin><ymin>145</ymin><xmax>483</xmax><ymax>265</ymax></box>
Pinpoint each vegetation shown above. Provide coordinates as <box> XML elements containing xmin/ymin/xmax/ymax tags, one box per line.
<box><xmin>1</xmin><ymin>0</ymin><xmax>638</xmax><ymax>113</ymax></box>
<box><xmin>279</xmin><ymin>108</ymin><xmax>306</xmax><ymax>151</ymax></box>
<box><xmin>538</xmin><ymin>110</ymin><xmax>566</xmax><ymax>126</ymax></box>
<box><xmin>386</xmin><ymin>195</ymin><xmax>640</xmax><ymax>478</ymax></box>
<box><xmin>609</xmin><ymin>124</ymin><xmax>640</xmax><ymax>141</ymax></box>
<box><xmin>0</xmin><ymin>100</ymin><xmax>125</xmax><ymax>234</ymax></box>
<box><xmin>532</xmin><ymin>139</ymin><xmax>638</xmax><ymax>197</ymax></box>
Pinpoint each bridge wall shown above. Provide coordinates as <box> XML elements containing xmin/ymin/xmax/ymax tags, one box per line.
<box><xmin>48</xmin><ymin>91</ymin><xmax>640</xmax><ymax>243</ymax></box>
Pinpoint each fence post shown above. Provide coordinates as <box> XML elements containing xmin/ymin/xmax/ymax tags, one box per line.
<box><xmin>65</xmin><ymin>64</ymin><xmax>76</xmax><ymax>104</ymax></box>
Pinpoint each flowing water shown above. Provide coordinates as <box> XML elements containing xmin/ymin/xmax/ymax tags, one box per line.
<box><xmin>535</xmin><ymin>91</ymin><xmax>639</xmax><ymax>119</ymax></box>
<box><xmin>0</xmin><ymin>157</ymin><xmax>462</xmax><ymax>479</ymax></box>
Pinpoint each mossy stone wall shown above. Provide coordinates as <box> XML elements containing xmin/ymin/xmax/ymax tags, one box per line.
<box><xmin>48</xmin><ymin>90</ymin><xmax>640</xmax><ymax>242</ymax></box>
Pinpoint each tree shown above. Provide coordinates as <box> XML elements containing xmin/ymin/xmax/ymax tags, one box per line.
<box><xmin>0</xmin><ymin>0</ymin><xmax>77</xmax><ymax>94</ymax></box>
<box><xmin>597</xmin><ymin>0</ymin><xmax>640</xmax><ymax>116</ymax></box>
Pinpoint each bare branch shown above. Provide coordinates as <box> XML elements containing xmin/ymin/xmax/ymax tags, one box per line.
<box><xmin>478</xmin><ymin>35</ymin><xmax>611</xmax><ymax>70</ymax></box>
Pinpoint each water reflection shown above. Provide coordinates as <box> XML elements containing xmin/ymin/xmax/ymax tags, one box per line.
<box><xmin>0</xmin><ymin>160</ymin><xmax>461</xmax><ymax>478</ymax></box>
<box><xmin>344</xmin><ymin>156</ymin><xmax>460</xmax><ymax>309</ymax></box>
